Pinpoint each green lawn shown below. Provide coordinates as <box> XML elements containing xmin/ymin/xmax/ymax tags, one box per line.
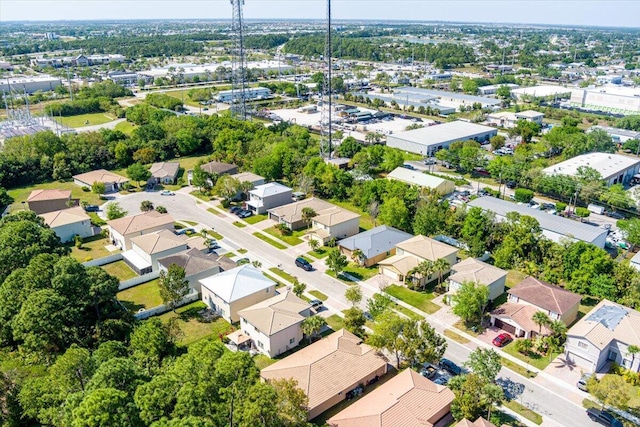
<box><xmin>308</xmin><ymin>290</ymin><xmax>328</xmax><ymax>301</ymax></box>
<box><xmin>101</xmin><ymin>260</ymin><xmax>137</xmax><ymax>282</ymax></box>
<box><xmin>117</xmin><ymin>279</ymin><xmax>163</xmax><ymax>311</ymax></box>
<box><xmin>341</xmin><ymin>263</ymin><xmax>379</xmax><ymax>282</ymax></box>
<box><xmin>162</xmin><ymin>89</ymin><xmax>205</xmax><ymax>108</ymax></box>
<box><xmin>325</xmin><ymin>314</ymin><xmax>344</xmax><ymax>332</ymax></box>
<box><xmin>233</xmin><ymin>221</ymin><xmax>247</xmax><ymax>228</ymax></box>
<box><xmin>307</xmin><ymin>247</ymin><xmax>331</xmax><ymax>259</ymax></box>
<box><xmin>384</xmin><ymin>285</ymin><xmax>440</xmax><ymax>314</ymax></box>
<box><xmin>264</xmin><ymin>226</ymin><xmax>305</xmax><ymax>246</ymax></box>
<box><xmin>393</xmin><ymin>303</ymin><xmax>423</xmax><ymax>321</ymax></box>
<box><xmin>244</xmin><ymin>214</ymin><xmax>268</xmax><ymax>224</ymax></box>
<box><xmin>263</xmin><ymin>273</ymin><xmax>285</xmax><ymax>288</ymax></box>
<box><xmin>254</xmin><ymin>354</ymin><xmax>278</xmax><ymax>370</ymax></box>
<box><xmin>502</xmin><ymin>400</ymin><xmax>543</xmax><ymax>425</ymax></box>
<box><xmin>501</xmin><ymin>357</ymin><xmax>537</xmax><ymax>379</ymax></box>
<box><xmin>181</xmin><ymin>220</ymin><xmax>198</xmax><ymax>226</ymax></box>
<box><xmin>114</xmin><ymin>120</ymin><xmax>137</xmax><ymax>135</ymax></box>
<box><xmin>444</xmin><ymin>329</ymin><xmax>470</xmax><ymax>344</ymax></box>
<box><xmin>506</xmin><ymin>270</ymin><xmax>527</xmax><ymax>288</ymax></box>
<box><xmin>7</xmin><ymin>180</ymin><xmax>105</xmax><ymax>211</ymax></box>
<box><xmin>57</xmin><ymin>112</ymin><xmax>117</xmax><ymax>128</ymax></box>
<box><xmin>502</xmin><ymin>340</ymin><xmax>560</xmax><ymax>371</ymax></box>
<box><xmin>252</xmin><ymin>232</ymin><xmax>287</xmax><ymax>249</ymax></box>
<box><xmin>69</xmin><ymin>236</ymin><xmax>116</xmax><ymax>262</ymax></box>
<box><xmin>268</xmin><ymin>267</ymin><xmax>298</xmax><ymax>284</ymax></box>
<box><xmin>224</xmin><ymin>252</ymin><xmax>236</xmax><ymax>258</ymax></box>
<box><xmin>158</xmin><ymin>301</ymin><xmax>234</xmax><ymax>346</ymax></box>
<box><xmin>237</xmin><ymin>248</ymin><xmax>248</xmax><ymax>254</ymax></box>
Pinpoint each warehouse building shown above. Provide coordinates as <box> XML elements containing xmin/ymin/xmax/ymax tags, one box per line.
<box><xmin>217</xmin><ymin>87</ymin><xmax>272</xmax><ymax>103</ymax></box>
<box><xmin>386</xmin><ymin>121</ymin><xmax>497</xmax><ymax>156</ymax></box>
<box><xmin>394</xmin><ymin>87</ymin><xmax>502</xmax><ymax>110</ymax></box>
<box><xmin>589</xmin><ymin>126</ymin><xmax>640</xmax><ymax>144</ymax></box>
<box><xmin>387</xmin><ymin>167</ymin><xmax>455</xmax><ymax>195</ymax></box>
<box><xmin>570</xmin><ymin>86</ymin><xmax>640</xmax><ymax>116</ymax></box>
<box><xmin>351</xmin><ymin>92</ymin><xmax>455</xmax><ymax>115</ymax></box>
<box><xmin>478</xmin><ymin>83</ymin><xmax>520</xmax><ymax>96</ymax></box>
<box><xmin>0</xmin><ymin>75</ymin><xmax>61</xmax><ymax>94</ymax></box>
<box><xmin>468</xmin><ymin>196</ymin><xmax>608</xmax><ymax>248</ymax></box>
<box><xmin>541</xmin><ymin>152</ymin><xmax>640</xmax><ymax>186</ymax></box>
<box><xmin>511</xmin><ymin>85</ymin><xmax>573</xmax><ymax>100</ymax></box>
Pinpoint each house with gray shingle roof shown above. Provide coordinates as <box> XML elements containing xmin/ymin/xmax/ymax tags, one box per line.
<box><xmin>158</xmin><ymin>248</ymin><xmax>236</xmax><ymax>293</ymax></box>
<box><xmin>338</xmin><ymin>225</ymin><xmax>412</xmax><ymax>267</ymax></box>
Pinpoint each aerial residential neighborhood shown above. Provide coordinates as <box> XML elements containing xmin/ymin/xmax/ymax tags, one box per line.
<box><xmin>1</xmin><ymin>1</ymin><xmax>640</xmax><ymax>427</ymax></box>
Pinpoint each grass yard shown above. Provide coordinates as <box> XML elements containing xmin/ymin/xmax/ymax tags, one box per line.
<box><xmin>264</xmin><ymin>226</ymin><xmax>305</xmax><ymax>246</ymax></box>
<box><xmin>57</xmin><ymin>112</ymin><xmax>117</xmax><ymax>128</ymax></box>
<box><xmin>205</xmin><ymin>229</ymin><xmax>224</xmax><ymax>240</ymax></box>
<box><xmin>308</xmin><ymin>290</ymin><xmax>328</xmax><ymax>301</ymax></box>
<box><xmin>101</xmin><ymin>260</ymin><xmax>137</xmax><ymax>281</ymax></box>
<box><xmin>384</xmin><ymin>285</ymin><xmax>440</xmax><ymax>314</ymax></box>
<box><xmin>162</xmin><ymin>89</ymin><xmax>205</xmax><ymax>108</ymax></box>
<box><xmin>393</xmin><ymin>303</ymin><xmax>423</xmax><ymax>321</ymax></box>
<box><xmin>342</xmin><ymin>263</ymin><xmax>379</xmax><ymax>281</ymax></box>
<box><xmin>237</xmin><ymin>248</ymin><xmax>247</xmax><ymax>254</ymax></box>
<box><xmin>233</xmin><ymin>221</ymin><xmax>247</xmax><ymax>228</ymax></box>
<box><xmin>224</xmin><ymin>252</ymin><xmax>236</xmax><ymax>258</ymax></box>
<box><xmin>253</xmin><ymin>232</ymin><xmax>287</xmax><ymax>249</ymax></box>
<box><xmin>501</xmin><ymin>357</ymin><xmax>537</xmax><ymax>379</ymax></box>
<box><xmin>325</xmin><ymin>314</ymin><xmax>344</xmax><ymax>332</ymax></box>
<box><xmin>7</xmin><ymin>180</ymin><xmax>105</xmax><ymax>210</ymax></box>
<box><xmin>117</xmin><ymin>279</ymin><xmax>163</xmax><ymax>311</ymax></box>
<box><xmin>181</xmin><ymin>220</ymin><xmax>198</xmax><ymax>226</ymax></box>
<box><xmin>329</xmin><ymin>199</ymin><xmax>376</xmax><ymax>231</ymax></box>
<box><xmin>506</xmin><ymin>270</ymin><xmax>527</xmax><ymax>289</ymax></box>
<box><xmin>502</xmin><ymin>400</ymin><xmax>543</xmax><ymax>425</ymax></box>
<box><xmin>244</xmin><ymin>214</ymin><xmax>268</xmax><ymax>224</ymax></box>
<box><xmin>69</xmin><ymin>235</ymin><xmax>116</xmax><ymax>262</ymax></box>
<box><xmin>307</xmin><ymin>247</ymin><xmax>331</xmax><ymax>259</ymax></box>
<box><xmin>114</xmin><ymin>120</ymin><xmax>137</xmax><ymax>135</ymax></box>
<box><xmin>158</xmin><ymin>301</ymin><xmax>234</xmax><ymax>346</ymax></box>
<box><xmin>254</xmin><ymin>354</ymin><xmax>278</xmax><ymax>370</ymax></box>
<box><xmin>444</xmin><ymin>328</ymin><xmax>470</xmax><ymax>344</ymax></box>
<box><xmin>268</xmin><ymin>267</ymin><xmax>298</xmax><ymax>284</ymax></box>
<box><xmin>502</xmin><ymin>340</ymin><xmax>560</xmax><ymax>371</ymax></box>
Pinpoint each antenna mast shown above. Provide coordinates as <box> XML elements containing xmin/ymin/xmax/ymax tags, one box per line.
<box><xmin>230</xmin><ymin>0</ymin><xmax>248</xmax><ymax>120</ymax></box>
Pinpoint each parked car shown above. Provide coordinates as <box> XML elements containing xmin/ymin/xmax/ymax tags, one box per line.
<box><xmin>586</xmin><ymin>408</ymin><xmax>623</xmax><ymax>427</ymax></box>
<box><xmin>492</xmin><ymin>333</ymin><xmax>513</xmax><ymax>347</ymax></box>
<box><xmin>229</xmin><ymin>206</ymin><xmax>243</xmax><ymax>214</ymax></box>
<box><xmin>420</xmin><ymin>363</ymin><xmax>438</xmax><ymax>379</ymax></box>
<box><xmin>605</xmin><ymin>211</ymin><xmax>626</xmax><ymax>220</ymax></box>
<box><xmin>433</xmin><ymin>372</ymin><xmax>452</xmax><ymax>385</ymax></box>
<box><xmin>401</xmin><ymin>163</ymin><xmax>416</xmax><ymax>170</ymax></box>
<box><xmin>295</xmin><ymin>257</ymin><xmax>313</xmax><ymax>271</ymax></box>
<box><xmin>160</xmin><ymin>190</ymin><xmax>175</xmax><ymax>196</ymax></box>
<box><xmin>83</xmin><ymin>205</ymin><xmax>99</xmax><ymax>212</ymax></box>
<box><xmin>577</xmin><ymin>373</ymin><xmax>593</xmax><ymax>392</ymax></box>
<box><xmin>175</xmin><ymin>228</ymin><xmax>195</xmax><ymax>236</ymax></box>
<box><xmin>506</xmin><ymin>181</ymin><xmax>517</xmax><ymax>189</ymax></box>
<box><xmin>424</xmin><ymin>158</ymin><xmax>437</xmax><ymax>165</ymax></box>
<box><xmin>309</xmin><ymin>299</ymin><xmax>323</xmax><ymax>309</ymax></box>
<box><xmin>238</xmin><ymin>210</ymin><xmax>253</xmax><ymax>218</ymax></box>
<box><xmin>440</xmin><ymin>358</ymin><xmax>462</xmax><ymax>375</ymax></box>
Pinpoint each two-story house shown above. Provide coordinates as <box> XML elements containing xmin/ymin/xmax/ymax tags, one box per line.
<box><xmin>565</xmin><ymin>299</ymin><xmax>640</xmax><ymax>373</ymax></box>
<box><xmin>107</xmin><ymin>211</ymin><xmax>175</xmax><ymax>250</ymax></box>
<box><xmin>122</xmin><ymin>230</ymin><xmax>188</xmax><ymax>275</ymax></box>
<box><xmin>307</xmin><ymin>206</ymin><xmax>360</xmax><ymax>245</ymax></box>
<box><xmin>39</xmin><ymin>206</ymin><xmax>97</xmax><ymax>243</ymax></box>
<box><xmin>447</xmin><ymin>258</ymin><xmax>507</xmax><ymax>304</ymax></box>
<box><xmin>246</xmin><ymin>182</ymin><xmax>292</xmax><ymax>214</ymax></box>
<box><xmin>490</xmin><ymin>277</ymin><xmax>581</xmax><ymax>338</ymax></box>
<box><xmin>158</xmin><ymin>248</ymin><xmax>237</xmax><ymax>293</ymax></box>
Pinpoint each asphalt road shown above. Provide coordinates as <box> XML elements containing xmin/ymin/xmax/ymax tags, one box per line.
<box><xmin>105</xmin><ymin>189</ymin><xmax>599</xmax><ymax>427</ymax></box>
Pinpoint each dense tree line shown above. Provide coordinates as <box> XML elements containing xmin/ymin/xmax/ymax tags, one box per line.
<box><xmin>244</xmin><ymin>34</ymin><xmax>290</xmax><ymax>49</ymax></box>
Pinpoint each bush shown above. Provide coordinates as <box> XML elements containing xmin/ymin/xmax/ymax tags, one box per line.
<box><xmin>514</xmin><ymin>188</ymin><xmax>534</xmax><ymax>203</ymax></box>
<box><xmin>482</xmin><ymin>187</ymin><xmax>500</xmax><ymax>198</ymax></box>
<box><xmin>82</xmin><ymin>186</ymin><xmax>91</xmax><ymax>192</ymax></box>
<box><xmin>555</xmin><ymin>202</ymin><xmax>567</xmax><ymax>212</ymax></box>
<box><xmin>221</xmin><ymin>199</ymin><xmax>231</xmax><ymax>208</ymax></box>
<box><xmin>575</xmin><ymin>207</ymin><xmax>591</xmax><ymax>218</ymax></box>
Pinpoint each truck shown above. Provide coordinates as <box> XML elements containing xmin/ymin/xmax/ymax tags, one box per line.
<box><xmin>588</xmin><ymin>204</ymin><xmax>606</xmax><ymax>215</ymax></box>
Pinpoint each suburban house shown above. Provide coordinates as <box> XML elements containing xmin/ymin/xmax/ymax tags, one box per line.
<box><xmin>261</xmin><ymin>329</ymin><xmax>388</xmax><ymax>420</ymax></box>
<box><xmin>490</xmin><ymin>277</ymin><xmax>581</xmax><ymax>338</ymax></box>
<box><xmin>200</xmin><ymin>264</ymin><xmax>276</xmax><ymax>323</ymax></box>
<box><xmin>269</xmin><ymin>197</ymin><xmax>347</xmax><ymax>231</ymax></box>
<box><xmin>454</xmin><ymin>417</ymin><xmax>497</xmax><ymax>427</ymax></box>
<box><xmin>327</xmin><ymin>368</ymin><xmax>455</xmax><ymax>427</ymax></box>
<box><xmin>27</xmin><ymin>189</ymin><xmax>76</xmax><ymax>214</ymax></box>
<box><xmin>338</xmin><ymin>225</ymin><xmax>413</xmax><ymax>267</ymax></box>
<box><xmin>378</xmin><ymin>235</ymin><xmax>458</xmax><ymax>285</ymax></box>
<box><xmin>229</xmin><ymin>171</ymin><xmax>265</xmax><ymax>199</ymax></box>
<box><xmin>200</xmin><ymin>161</ymin><xmax>238</xmax><ymax>176</ymax></box>
<box><xmin>158</xmin><ymin>248</ymin><xmax>237</xmax><ymax>293</ymax></box>
<box><xmin>446</xmin><ymin>258</ymin><xmax>507</xmax><ymax>304</ymax></box>
<box><xmin>387</xmin><ymin>167</ymin><xmax>455</xmax><ymax>196</ymax></box>
<box><xmin>238</xmin><ymin>290</ymin><xmax>312</xmax><ymax>358</ymax></box>
<box><xmin>122</xmin><ymin>230</ymin><xmax>188</xmax><ymax>275</ymax></box>
<box><xmin>565</xmin><ymin>299</ymin><xmax>640</xmax><ymax>373</ymax></box>
<box><xmin>246</xmin><ymin>182</ymin><xmax>293</xmax><ymax>214</ymax></box>
<box><xmin>148</xmin><ymin>162</ymin><xmax>180</xmax><ymax>185</ymax></box>
<box><xmin>307</xmin><ymin>205</ymin><xmax>360</xmax><ymax>245</ymax></box>
<box><xmin>39</xmin><ymin>206</ymin><xmax>96</xmax><ymax>243</ymax></box>
<box><xmin>73</xmin><ymin>169</ymin><xmax>129</xmax><ymax>193</ymax></box>
<box><xmin>107</xmin><ymin>211</ymin><xmax>175</xmax><ymax>251</ymax></box>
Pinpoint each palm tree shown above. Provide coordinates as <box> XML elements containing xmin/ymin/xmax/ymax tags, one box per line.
<box><xmin>532</xmin><ymin>311</ymin><xmax>551</xmax><ymax>335</ymax></box>
<box><xmin>351</xmin><ymin>249</ymin><xmax>365</xmax><ymax>266</ymax></box>
<box><xmin>308</xmin><ymin>238</ymin><xmax>320</xmax><ymax>252</ymax></box>
<box><xmin>417</xmin><ymin>260</ymin><xmax>435</xmax><ymax>290</ymax></box>
<box><xmin>433</xmin><ymin>258</ymin><xmax>450</xmax><ymax>290</ymax></box>
<box><xmin>627</xmin><ymin>345</ymin><xmax>640</xmax><ymax>368</ymax></box>
<box><xmin>302</xmin><ymin>315</ymin><xmax>326</xmax><ymax>343</ymax></box>
<box><xmin>549</xmin><ymin>319</ymin><xmax>567</xmax><ymax>339</ymax></box>
<box><xmin>301</xmin><ymin>207</ymin><xmax>317</xmax><ymax>230</ymax></box>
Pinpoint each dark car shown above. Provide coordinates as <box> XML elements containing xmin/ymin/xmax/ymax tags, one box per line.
<box><xmin>492</xmin><ymin>333</ymin><xmax>513</xmax><ymax>347</ymax></box>
<box><xmin>605</xmin><ymin>211</ymin><xmax>626</xmax><ymax>220</ymax></box>
<box><xmin>229</xmin><ymin>206</ymin><xmax>243</xmax><ymax>214</ymax></box>
<box><xmin>238</xmin><ymin>210</ymin><xmax>253</xmax><ymax>218</ymax></box>
<box><xmin>420</xmin><ymin>363</ymin><xmax>438</xmax><ymax>379</ymax></box>
<box><xmin>586</xmin><ymin>408</ymin><xmax>623</xmax><ymax>427</ymax></box>
<box><xmin>84</xmin><ymin>205</ymin><xmax>99</xmax><ymax>212</ymax></box>
<box><xmin>440</xmin><ymin>358</ymin><xmax>462</xmax><ymax>375</ymax></box>
<box><xmin>506</xmin><ymin>181</ymin><xmax>517</xmax><ymax>189</ymax></box>
<box><xmin>295</xmin><ymin>257</ymin><xmax>312</xmax><ymax>271</ymax></box>
<box><xmin>401</xmin><ymin>163</ymin><xmax>416</xmax><ymax>170</ymax></box>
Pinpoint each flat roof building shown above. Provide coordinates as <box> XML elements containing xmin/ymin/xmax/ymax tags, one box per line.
<box><xmin>478</xmin><ymin>83</ymin><xmax>519</xmax><ymax>96</ymax></box>
<box><xmin>387</xmin><ymin>167</ymin><xmax>455</xmax><ymax>195</ymax></box>
<box><xmin>511</xmin><ymin>85</ymin><xmax>573</xmax><ymax>100</ymax></box>
<box><xmin>590</xmin><ymin>126</ymin><xmax>640</xmax><ymax>144</ymax></box>
<box><xmin>541</xmin><ymin>152</ymin><xmax>640</xmax><ymax>186</ymax></box>
<box><xmin>394</xmin><ymin>87</ymin><xmax>501</xmax><ymax>110</ymax></box>
<box><xmin>0</xmin><ymin>75</ymin><xmax>61</xmax><ymax>94</ymax></box>
<box><xmin>468</xmin><ymin>196</ymin><xmax>608</xmax><ymax>248</ymax></box>
<box><xmin>386</xmin><ymin>121</ymin><xmax>497</xmax><ymax>156</ymax></box>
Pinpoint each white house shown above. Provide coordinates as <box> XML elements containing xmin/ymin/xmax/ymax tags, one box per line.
<box><xmin>447</xmin><ymin>258</ymin><xmax>507</xmax><ymax>303</ymax></box>
<box><xmin>307</xmin><ymin>205</ymin><xmax>360</xmax><ymax>245</ymax></box>
<box><xmin>107</xmin><ymin>211</ymin><xmax>175</xmax><ymax>251</ymax></box>
<box><xmin>565</xmin><ymin>299</ymin><xmax>640</xmax><ymax>373</ymax></box>
<box><xmin>122</xmin><ymin>230</ymin><xmax>188</xmax><ymax>275</ymax></box>
<box><xmin>39</xmin><ymin>206</ymin><xmax>96</xmax><ymax>243</ymax></box>
<box><xmin>238</xmin><ymin>290</ymin><xmax>312</xmax><ymax>358</ymax></box>
<box><xmin>200</xmin><ymin>265</ymin><xmax>276</xmax><ymax>323</ymax></box>
<box><xmin>246</xmin><ymin>182</ymin><xmax>293</xmax><ymax>214</ymax></box>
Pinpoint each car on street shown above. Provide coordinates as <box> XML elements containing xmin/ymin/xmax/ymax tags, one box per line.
<box><xmin>605</xmin><ymin>211</ymin><xmax>626</xmax><ymax>220</ymax></box>
<box><xmin>238</xmin><ymin>210</ymin><xmax>253</xmax><ymax>218</ymax></box>
<box><xmin>83</xmin><ymin>205</ymin><xmax>99</xmax><ymax>212</ymax></box>
<box><xmin>401</xmin><ymin>163</ymin><xmax>416</xmax><ymax>170</ymax></box>
<box><xmin>424</xmin><ymin>158</ymin><xmax>437</xmax><ymax>165</ymax></box>
<box><xmin>440</xmin><ymin>358</ymin><xmax>462</xmax><ymax>375</ymax></box>
<box><xmin>309</xmin><ymin>299</ymin><xmax>323</xmax><ymax>309</ymax></box>
<box><xmin>577</xmin><ymin>373</ymin><xmax>593</xmax><ymax>392</ymax></box>
<box><xmin>160</xmin><ymin>190</ymin><xmax>175</xmax><ymax>196</ymax></box>
<box><xmin>295</xmin><ymin>257</ymin><xmax>313</xmax><ymax>271</ymax></box>
<box><xmin>492</xmin><ymin>333</ymin><xmax>513</xmax><ymax>347</ymax></box>
<box><xmin>506</xmin><ymin>181</ymin><xmax>517</xmax><ymax>189</ymax></box>
<box><xmin>175</xmin><ymin>227</ymin><xmax>195</xmax><ymax>235</ymax></box>
<box><xmin>586</xmin><ymin>408</ymin><xmax>623</xmax><ymax>427</ymax></box>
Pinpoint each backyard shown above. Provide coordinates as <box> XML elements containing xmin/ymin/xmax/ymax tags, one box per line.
<box><xmin>117</xmin><ymin>279</ymin><xmax>163</xmax><ymax>311</ymax></box>
<box><xmin>101</xmin><ymin>260</ymin><xmax>137</xmax><ymax>281</ymax></box>
<box><xmin>68</xmin><ymin>235</ymin><xmax>117</xmax><ymax>262</ymax></box>
<box><xmin>384</xmin><ymin>284</ymin><xmax>441</xmax><ymax>314</ymax></box>
<box><xmin>158</xmin><ymin>301</ymin><xmax>234</xmax><ymax>346</ymax></box>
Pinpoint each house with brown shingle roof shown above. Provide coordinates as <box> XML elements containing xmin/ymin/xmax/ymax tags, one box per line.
<box><xmin>122</xmin><ymin>229</ymin><xmax>188</xmax><ymax>274</ymax></box>
<box><xmin>238</xmin><ymin>290</ymin><xmax>312</xmax><ymax>358</ymax></box>
<box><xmin>107</xmin><ymin>211</ymin><xmax>175</xmax><ymax>250</ymax></box>
<box><xmin>490</xmin><ymin>277</ymin><xmax>581</xmax><ymax>338</ymax></box>
<box><xmin>200</xmin><ymin>161</ymin><xmax>238</xmax><ymax>176</ymax></box>
<box><xmin>27</xmin><ymin>189</ymin><xmax>75</xmax><ymax>214</ymax></box>
<box><xmin>40</xmin><ymin>206</ymin><xmax>96</xmax><ymax>243</ymax></box>
<box><xmin>378</xmin><ymin>235</ymin><xmax>457</xmax><ymax>286</ymax></box>
<box><xmin>565</xmin><ymin>299</ymin><xmax>640</xmax><ymax>373</ymax></box>
<box><xmin>327</xmin><ymin>368</ymin><xmax>454</xmax><ymax>427</ymax></box>
<box><xmin>261</xmin><ymin>329</ymin><xmax>388</xmax><ymax>420</ymax></box>
<box><xmin>158</xmin><ymin>248</ymin><xmax>236</xmax><ymax>293</ymax></box>
<box><xmin>73</xmin><ymin>169</ymin><xmax>129</xmax><ymax>193</ymax></box>
<box><xmin>454</xmin><ymin>417</ymin><xmax>498</xmax><ymax>427</ymax></box>
<box><xmin>447</xmin><ymin>258</ymin><xmax>507</xmax><ymax>303</ymax></box>
<box><xmin>149</xmin><ymin>162</ymin><xmax>180</xmax><ymax>185</ymax></box>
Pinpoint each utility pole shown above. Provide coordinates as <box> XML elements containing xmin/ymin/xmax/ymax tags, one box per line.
<box><xmin>66</xmin><ymin>67</ymin><xmax>74</xmax><ymax>101</ymax></box>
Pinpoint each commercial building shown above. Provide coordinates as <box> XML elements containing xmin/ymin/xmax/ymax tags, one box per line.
<box><xmin>31</xmin><ymin>54</ymin><xmax>126</xmax><ymax>68</ymax></box>
<box><xmin>387</xmin><ymin>167</ymin><xmax>455</xmax><ymax>195</ymax></box>
<box><xmin>589</xmin><ymin>126</ymin><xmax>640</xmax><ymax>144</ymax></box>
<box><xmin>216</xmin><ymin>87</ymin><xmax>272</xmax><ymax>103</ymax></box>
<box><xmin>393</xmin><ymin>87</ymin><xmax>502</xmax><ymax>110</ymax></box>
<box><xmin>486</xmin><ymin>110</ymin><xmax>544</xmax><ymax>128</ymax></box>
<box><xmin>570</xmin><ymin>86</ymin><xmax>640</xmax><ymax>116</ymax></box>
<box><xmin>352</xmin><ymin>92</ymin><xmax>455</xmax><ymax>116</ymax></box>
<box><xmin>0</xmin><ymin>75</ymin><xmax>61</xmax><ymax>94</ymax></box>
<box><xmin>541</xmin><ymin>152</ymin><xmax>640</xmax><ymax>186</ymax></box>
<box><xmin>386</xmin><ymin>121</ymin><xmax>497</xmax><ymax>156</ymax></box>
<box><xmin>137</xmin><ymin>60</ymin><xmax>294</xmax><ymax>83</ymax></box>
<box><xmin>467</xmin><ymin>196</ymin><xmax>608</xmax><ymax>248</ymax></box>
<box><xmin>478</xmin><ymin>83</ymin><xmax>519</xmax><ymax>96</ymax></box>
<box><xmin>510</xmin><ymin>85</ymin><xmax>573</xmax><ymax>100</ymax></box>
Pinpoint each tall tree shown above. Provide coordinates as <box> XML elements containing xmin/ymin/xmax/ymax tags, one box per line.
<box><xmin>452</xmin><ymin>281</ymin><xmax>490</xmax><ymax>327</ymax></box>
<box><xmin>344</xmin><ymin>285</ymin><xmax>363</xmax><ymax>307</ymax></box>
<box><xmin>464</xmin><ymin>348</ymin><xmax>502</xmax><ymax>383</ymax></box>
<box><xmin>301</xmin><ymin>316</ymin><xmax>326</xmax><ymax>342</ymax></box>
<box><xmin>301</xmin><ymin>207</ymin><xmax>317</xmax><ymax>230</ymax></box>
<box><xmin>126</xmin><ymin>163</ymin><xmax>151</xmax><ymax>188</ymax></box>
<box><xmin>326</xmin><ymin>249</ymin><xmax>348</xmax><ymax>277</ymax></box>
<box><xmin>158</xmin><ymin>264</ymin><xmax>189</xmax><ymax>313</ymax></box>
<box><xmin>532</xmin><ymin>311</ymin><xmax>550</xmax><ymax>334</ymax></box>
<box><xmin>343</xmin><ymin>307</ymin><xmax>366</xmax><ymax>338</ymax></box>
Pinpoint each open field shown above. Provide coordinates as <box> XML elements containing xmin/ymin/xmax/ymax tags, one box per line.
<box><xmin>158</xmin><ymin>301</ymin><xmax>234</xmax><ymax>346</ymax></box>
<box><xmin>101</xmin><ymin>260</ymin><xmax>137</xmax><ymax>281</ymax></box>
<box><xmin>114</xmin><ymin>121</ymin><xmax>137</xmax><ymax>135</ymax></box>
<box><xmin>57</xmin><ymin>112</ymin><xmax>117</xmax><ymax>128</ymax></box>
<box><xmin>117</xmin><ymin>279</ymin><xmax>162</xmax><ymax>311</ymax></box>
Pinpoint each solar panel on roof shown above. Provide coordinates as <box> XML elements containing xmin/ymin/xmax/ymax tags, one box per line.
<box><xmin>586</xmin><ymin>305</ymin><xmax>628</xmax><ymax>331</ymax></box>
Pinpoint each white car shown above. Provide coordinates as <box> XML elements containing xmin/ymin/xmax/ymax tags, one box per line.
<box><xmin>160</xmin><ymin>190</ymin><xmax>175</xmax><ymax>196</ymax></box>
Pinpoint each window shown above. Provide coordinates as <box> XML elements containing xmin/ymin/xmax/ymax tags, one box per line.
<box><xmin>289</xmin><ymin>337</ymin><xmax>295</xmax><ymax>344</ymax></box>
<box><xmin>266</xmin><ymin>287</ymin><xmax>270</xmax><ymax>293</ymax></box>
<box><xmin>578</xmin><ymin>342</ymin><xmax>588</xmax><ymax>350</ymax></box>
<box><xmin>549</xmin><ymin>312</ymin><xmax>559</xmax><ymax>320</ymax></box>
<box><xmin>257</xmin><ymin>341</ymin><xmax>264</xmax><ymax>349</ymax></box>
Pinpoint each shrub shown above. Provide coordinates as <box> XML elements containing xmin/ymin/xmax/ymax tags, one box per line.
<box><xmin>82</xmin><ymin>186</ymin><xmax>90</xmax><ymax>192</ymax></box>
<box><xmin>575</xmin><ymin>207</ymin><xmax>591</xmax><ymax>218</ymax></box>
<box><xmin>514</xmin><ymin>188</ymin><xmax>534</xmax><ymax>203</ymax></box>
<box><xmin>221</xmin><ymin>199</ymin><xmax>231</xmax><ymax>208</ymax></box>
<box><xmin>555</xmin><ymin>202</ymin><xmax>567</xmax><ymax>212</ymax></box>
<box><xmin>155</xmin><ymin>206</ymin><xmax>167</xmax><ymax>214</ymax></box>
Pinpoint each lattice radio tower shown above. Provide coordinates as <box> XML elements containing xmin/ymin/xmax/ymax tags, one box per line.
<box><xmin>230</xmin><ymin>0</ymin><xmax>248</xmax><ymax>120</ymax></box>
<box><xmin>319</xmin><ymin>0</ymin><xmax>333</xmax><ymax>158</ymax></box>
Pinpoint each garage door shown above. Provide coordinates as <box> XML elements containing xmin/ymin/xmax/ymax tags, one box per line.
<box><xmin>494</xmin><ymin>319</ymin><xmax>517</xmax><ymax>335</ymax></box>
<box><xmin>566</xmin><ymin>351</ymin><xmax>594</xmax><ymax>370</ymax></box>
<box><xmin>382</xmin><ymin>267</ymin><xmax>400</xmax><ymax>281</ymax></box>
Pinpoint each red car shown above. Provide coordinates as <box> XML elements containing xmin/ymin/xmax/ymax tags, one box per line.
<box><xmin>492</xmin><ymin>333</ymin><xmax>512</xmax><ymax>347</ymax></box>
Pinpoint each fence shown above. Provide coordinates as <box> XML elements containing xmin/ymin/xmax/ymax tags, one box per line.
<box><xmin>118</xmin><ymin>271</ymin><xmax>160</xmax><ymax>291</ymax></box>
<box><xmin>82</xmin><ymin>253</ymin><xmax>123</xmax><ymax>267</ymax></box>
<box><xmin>134</xmin><ymin>288</ymin><xmax>200</xmax><ymax>320</ymax></box>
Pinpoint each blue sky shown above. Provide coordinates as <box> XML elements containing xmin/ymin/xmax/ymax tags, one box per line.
<box><xmin>0</xmin><ymin>1</ymin><xmax>636</xmax><ymax>28</ymax></box>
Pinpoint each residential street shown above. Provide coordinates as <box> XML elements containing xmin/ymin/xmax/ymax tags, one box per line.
<box><xmin>105</xmin><ymin>189</ymin><xmax>599</xmax><ymax>427</ymax></box>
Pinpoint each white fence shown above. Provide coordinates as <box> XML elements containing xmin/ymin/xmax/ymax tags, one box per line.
<box><xmin>134</xmin><ymin>288</ymin><xmax>200</xmax><ymax>320</ymax></box>
<box><xmin>82</xmin><ymin>253</ymin><xmax>122</xmax><ymax>267</ymax></box>
<box><xmin>118</xmin><ymin>271</ymin><xmax>160</xmax><ymax>291</ymax></box>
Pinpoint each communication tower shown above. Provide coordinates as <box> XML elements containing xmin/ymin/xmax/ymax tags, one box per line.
<box><xmin>319</xmin><ymin>0</ymin><xmax>333</xmax><ymax>158</ymax></box>
<box><xmin>230</xmin><ymin>0</ymin><xmax>248</xmax><ymax>120</ymax></box>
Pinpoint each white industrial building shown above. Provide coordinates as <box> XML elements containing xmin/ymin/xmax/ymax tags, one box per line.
<box><xmin>468</xmin><ymin>196</ymin><xmax>608</xmax><ymax>248</ymax></box>
<box><xmin>393</xmin><ymin>87</ymin><xmax>501</xmax><ymax>110</ymax></box>
<box><xmin>541</xmin><ymin>152</ymin><xmax>640</xmax><ymax>186</ymax></box>
<box><xmin>386</xmin><ymin>121</ymin><xmax>497</xmax><ymax>156</ymax></box>
<box><xmin>351</xmin><ymin>92</ymin><xmax>456</xmax><ymax>115</ymax></box>
<box><xmin>570</xmin><ymin>86</ymin><xmax>640</xmax><ymax>116</ymax></box>
<box><xmin>0</xmin><ymin>76</ymin><xmax>62</xmax><ymax>94</ymax></box>
<box><xmin>216</xmin><ymin>87</ymin><xmax>272</xmax><ymax>103</ymax></box>
<box><xmin>478</xmin><ymin>83</ymin><xmax>520</xmax><ymax>96</ymax></box>
<box><xmin>486</xmin><ymin>110</ymin><xmax>544</xmax><ymax>128</ymax></box>
<box><xmin>511</xmin><ymin>85</ymin><xmax>573</xmax><ymax>100</ymax></box>
<box><xmin>387</xmin><ymin>167</ymin><xmax>455</xmax><ymax>195</ymax></box>
<box><xmin>138</xmin><ymin>60</ymin><xmax>294</xmax><ymax>83</ymax></box>
<box><xmin>589</xmin><ymin>126</ymin><xmax>640</xmax><ymax>144</ymax></box>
